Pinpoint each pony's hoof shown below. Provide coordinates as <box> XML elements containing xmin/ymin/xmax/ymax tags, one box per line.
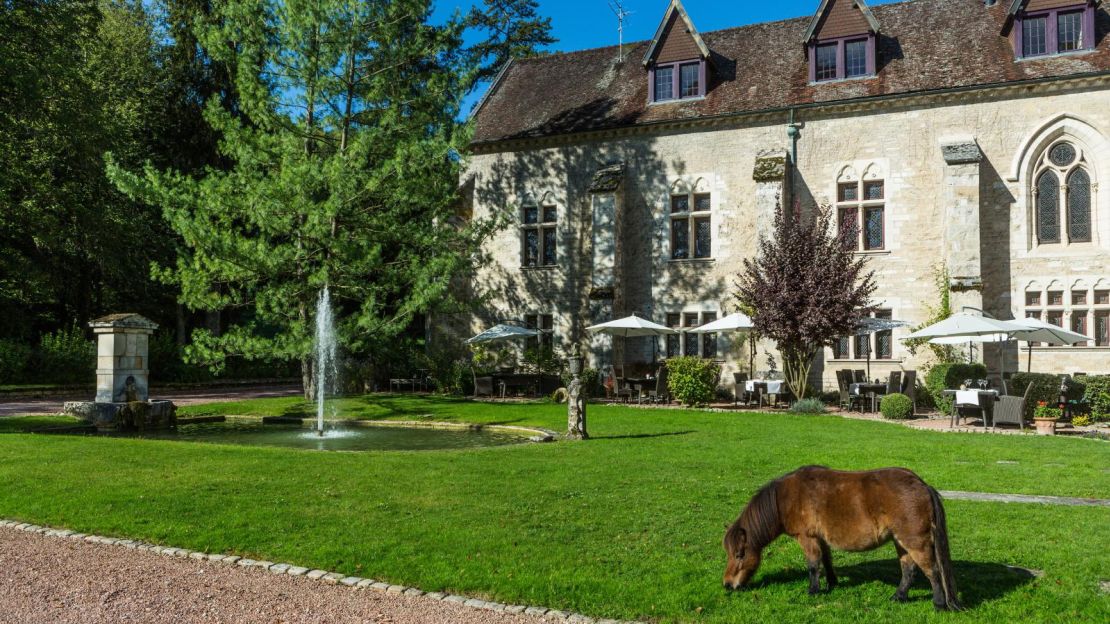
<box><xmin>807</xmin><ymin>588</ymin><xmax>821</xmax><ymax>597</ymax></box>
<box><xmin>891</xmin><ymin>593</ymin><xmax>909</xmax><ymax>603</ymax></box>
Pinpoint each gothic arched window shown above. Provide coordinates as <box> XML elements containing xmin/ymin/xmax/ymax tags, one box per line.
<box><xmin>1033</xmin><ymin>141</ymin><xmax>1093</xmax><ymax>245</ymax></box>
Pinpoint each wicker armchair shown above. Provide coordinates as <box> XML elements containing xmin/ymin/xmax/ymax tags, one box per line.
<box><xmin>900</xmin><ymin>370</ymin><xmax>917</xmax><ymax>415</ymax></box>
<box><xmin>733</xmin><ymin>372</ymin><xmax>750</xmax><ymax>405</ymax></box>
<box><xmin>642</xmin><ymin>366</ymin><xmax>670</xmax><ymax>404</ymax></box>
<box><xmin>993</xmin><ymin>382</ymin><xmax>1032</xmax><ymax>431</ymax></box>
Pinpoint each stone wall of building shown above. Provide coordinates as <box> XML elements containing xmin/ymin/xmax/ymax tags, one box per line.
<box><xmin>457</xmin><ymin>84</ymin><xmax>1110</xmax><ymax>391</ymax></box>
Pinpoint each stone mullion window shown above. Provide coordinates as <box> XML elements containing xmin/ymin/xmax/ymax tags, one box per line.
<box><xmin>521</xmin><ymin>204</ymin><xmax>557</xmax><ymax>267</ymax></box>
<box><xmin>524</xmin><ymin>314</ymin><xmax>554</xmax><ymax>352</ymax></box>
<box><xmin>837</xmin><ymin>180</ymin><xmax>884</xmax><ymax>251</ymax></box>
<box><xmin>1071</xmin><ymin>310</ymin><xmax>1089</xmax><ymax>347</ymax></box>
<box><xmin>1095</xmin><ymin>310</ymin><xmax>1110</xmax><ymax>347</ymax></box>
<box><xmin>666</xmin><ymin>310</ymin><xmax>719</xmax><ymax>359</ymax></box>
<box><xmin>670</xmin><ymin>192</ymin><xmax>712</xmax><ymax>260</ymax></box>
<box><xmin>665</xmin><ymin>314</ymin><xmax>682</xmax><ymax>358</ymax></box>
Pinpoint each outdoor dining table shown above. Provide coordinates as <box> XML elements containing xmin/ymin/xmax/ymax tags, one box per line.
<box><xmin>492</xmin><ymin>373</ymin><xmax>541</xmax><ymax>398</ymax></box>
<box><xmin>849</xmin><ymin>382</ymin><xmax>887</xmax><ymax>412</ymax></box>
<box><xmin>942</xmin><ymin>389</ymin><xmax>1000</xmax><ymax>429</ymax></box>
<box><xmin>620</xmin><ymin>377</ymin><xmax>655</xmax><ymax>401</ymax></box>
<box><xmin>745</xmin><ymin>379</ymin><xmax>785</xmax><ymax>394</ymax></box>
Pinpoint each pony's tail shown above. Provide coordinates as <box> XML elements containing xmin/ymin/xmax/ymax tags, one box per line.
<box><xmin>928</xmin><ymin>486</ymin><xmax>963</xmax><ymax>611</ymax></box>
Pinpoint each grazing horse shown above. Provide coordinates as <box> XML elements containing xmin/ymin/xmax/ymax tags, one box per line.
<box><xmin>722</xmin><ymin>466</ymin><xmax>962</xmax><ymax>611</ymax></box>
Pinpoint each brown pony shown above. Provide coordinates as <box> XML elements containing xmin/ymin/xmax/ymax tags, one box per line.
<box><xmin>722</xmin><ymin>466</ymin><xmax>962</xmax><ymax>611</ymax></box>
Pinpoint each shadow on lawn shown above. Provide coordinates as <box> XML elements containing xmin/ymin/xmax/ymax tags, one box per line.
<box><xmin>590</xmin><ymin>430</ymin><xmax>695</xmax><ymax>440</ymax></box>
<box><xmin>750</xmin><ymin>559</ymin><xmax>1037</xmax><ymax>608</ymax></box>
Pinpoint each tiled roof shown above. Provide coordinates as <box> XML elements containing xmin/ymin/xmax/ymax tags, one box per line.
<box><xmin>471</xmin><ymin>0</ymin><xmax>1110</xmax><ymax>146</ymax></box>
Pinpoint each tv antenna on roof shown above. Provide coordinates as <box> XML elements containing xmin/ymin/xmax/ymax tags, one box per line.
<box><xmin>608</xmin><ymin>0</ymin><xmax>633</xmax><ymax>64</ymax></box>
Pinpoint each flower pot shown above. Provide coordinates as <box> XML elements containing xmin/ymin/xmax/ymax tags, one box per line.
<box><xmin>1033</xmin><ymin>417</ymin><xmax>1057</xmax><ymax>436</ymax></box>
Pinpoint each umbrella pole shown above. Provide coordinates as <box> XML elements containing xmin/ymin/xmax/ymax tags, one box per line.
<box><xmin>1027</xmin><ymin>343</ymin><xmax>1032</xmax><ymax>373</ymax></box>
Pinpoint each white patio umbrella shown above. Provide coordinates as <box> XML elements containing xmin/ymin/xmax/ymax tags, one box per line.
<box><xmin>904</xmin><ymin>313</ymin><xmax>1025</xmax><ymax>391</ymax></box>
<box><xmin>688</xmin><ymin>312</ymin><xmax>754</xmax><ymax>334</ymax></box>
<box><xmin>1008</xmin><ymin>317</ymin><xmax>1091</xmax><ymax>372</ymax></box>
<box><xmin>465</xmin><ymin>323</ymin><xmax>540</xmax><ymax>344</ymax></box>
<box><xmin>586</xmin><ymin>314</ymin><xmax>677</xmax><ymax>378</ymax></box>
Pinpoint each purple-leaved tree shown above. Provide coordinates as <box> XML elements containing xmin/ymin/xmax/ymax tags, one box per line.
<box><xmin>737</xmin><ymin>204</ymin><xmax>876</xmax><ymax>400</ymax></box>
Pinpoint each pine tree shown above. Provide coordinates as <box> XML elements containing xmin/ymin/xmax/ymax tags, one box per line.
<box><xmin>109</xmin><ymin>0</ymin><xmax>538</xmax><ymax>397</ymax></box>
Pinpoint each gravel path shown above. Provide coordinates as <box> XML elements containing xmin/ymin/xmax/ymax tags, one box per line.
<box><xmin>0</xmin><ymin>527</ymin><xmax>555</xmax><ymax>624</ymax></box>
<box><xmin>0</xmin><ymin>384</ymin><xmax>302</xmax><ymax>417</ymax></box>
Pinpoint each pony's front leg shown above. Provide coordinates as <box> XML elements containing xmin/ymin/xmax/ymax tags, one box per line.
<box><xmin>797</xmin><ymin>536</ymin><xmax>823</xmax><ymax>596</ymax></box>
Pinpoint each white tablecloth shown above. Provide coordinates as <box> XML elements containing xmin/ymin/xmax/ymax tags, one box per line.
<box><xmin>745</xmin><ymin>380</ymin><xmax>784</xmax><ymax>394</ymax></box>
<box><xmin>954</xmin><ymin>389</ymin><xmax>998</xmax><ymax>406</ymax></box>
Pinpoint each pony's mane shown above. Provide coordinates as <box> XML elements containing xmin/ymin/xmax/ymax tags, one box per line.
<box><xmin>735</xmin><ymin>480</ymin><xmax>782</xmax><ymax>550</ymax></box>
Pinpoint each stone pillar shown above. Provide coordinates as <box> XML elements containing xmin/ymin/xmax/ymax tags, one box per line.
<box><xmin>941</xmin><ymin>140</ymin><xmax>986</xmax><ymax>363</ymax></box>
<box><xmin>940</xmin><ymin>141</ymin><xmax>985</xmax><ymax>303</ymax></box>
<box><xmin>91</xmin><ymin>313</ymin><xmax>158</xmax><ymax>403</ymax></box>
<box><xmin>752</xmin><ymin>149</ymin><xmax>791</xmax><ymax>241</ymax></box>
<box><xmin>587</xmin><ymin>162</ymin><xmax>624</xmax><ymax>370</ymax></box>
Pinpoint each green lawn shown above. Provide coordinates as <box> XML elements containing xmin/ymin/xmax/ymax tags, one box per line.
<box><xmin>1</xmin><ymin>395</ymin><xmax>1107</xmax><ymax>623</ymax></box>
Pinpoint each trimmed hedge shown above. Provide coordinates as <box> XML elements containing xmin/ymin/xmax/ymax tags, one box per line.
<box><xmin>1075</xmin><ymin>374</ymin><xmax>1110</xmax><ymax>420</ymax></box>
<box><xmin>880</xmin><ymin>393</ymin><xmax>914</xmax><ymax>420</ymax></box>
<box><xmin>924</xmin><ymin>362</ymin><xmax>988</xmax><ymax>414</ymax></box>
<box><xmin>666</xmin><ymin>356</ymin><xmax>721</xmax><ymax>407</ymax></box>
<box><xmin>1010</xmin><ymin>372</ymin><xmax>1086</xmax><ymax>420</ymax></box>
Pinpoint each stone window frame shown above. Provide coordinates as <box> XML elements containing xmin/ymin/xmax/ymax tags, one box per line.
<box><xmin>668</xmin><ymin>179</ymin><xmax>713</xmax><ymax>261</ymax></box>
<box><xmin>836</xmin><ymin>178</ymin><xmax>885</xmax><ymax>252</ymax></box>
<box><xmin>829</xmin><ymin>308</ymin><xmax>895</xmax><ymax>362</ymax></box>
<box><xmin>664</xmin><ymin>309</ymin><xmax>719</xmax><ymax>360</ymax></box>
<box><xmin>520</xmin><ymin>193</ymin><xmax>558</xmax><ymax>268</ymax></box>
<box><xmin>1023</xmin><ymin>279</ymin><xmax>1110</xmax><ymax>348</ymax></box>
<box><xmin>1032</xmin><ymin>140</ymin><xmax>1094</xmax><ymax>246</ymax></box>
<box><xmin>523</xmin><ymin>313</ymin><xmax>555</xmax><ymax>352</ymax></box>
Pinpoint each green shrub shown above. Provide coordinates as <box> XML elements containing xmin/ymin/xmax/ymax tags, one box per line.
<box><xmin>1076</xmin><ymin>374</ymin><xmax>1110</xmax><ymax>419</ymax></box>
<box><xmin>880</xmin><ymin>393</ymin><xmax>915</xmax><ymax>419</ymax></box>
<box><xmin>924</xmin><ymin>362</ymin><xmax>988</xmax><ymax>414</ymax></box>
<box><xmin>0</xmin><ymin>339</ymin><xmax>32</xmax><ymax>383</ymax></box>
<box><xmin>35</xmin><ymin>324</ymin><xmax>94</xmax><ymax>384</ymax></box>
<box><xmin>789</xmin><ymin>398</ymin><xmax>826</xmax><ymax>414</ymax></box>
<box><xmin>666</xmin><ymin>356</ymin><xmax>721</xmax><ymax>407</ymax></box>
<box><xmin>1071</xmin><ymin>414</ymin><xmax>1093</xmax><ymax>427</ymax></box>
<box><xmin>1009</xmin><ymin>373</ymin><xmax>1086</xmax><ymax>420</ymax></box>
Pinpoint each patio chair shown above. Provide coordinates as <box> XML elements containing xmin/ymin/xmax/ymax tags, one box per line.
<box><xmin>644</xmin><ymin>366</ymin><xmax>670</xmax><ymax>404</ymax></box>
<box><xmin>901</xmin><ymin>370</ymin><xmax>917</xmax><ymax>415</ymax></box>
<box><xmin>836</xmin><ymin>370</ymin><xmax>852</xmax><ymax>411</ymax></box>
<box><xmin>992</xmin><ymin>382</ymin><xmax>1032</xmax><ymax>432</ymax></box>
<box><xmin>733</xmin><ymin>372</ymin><xmax>750</xmax><ymax>405</ymax></box>
<box><xmin>853</xmin><ymin>370</ymin><xmax>867</xmax><ymax>383</ymax></box>
<box><xmin>474</xmin><ymin>376</ymin><xmax>494</xmax><ymax>398</ymax></box>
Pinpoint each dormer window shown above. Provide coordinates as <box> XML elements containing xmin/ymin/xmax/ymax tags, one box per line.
<box><xmin>652</xmin><ymin>61</ymin><xmax>704</xmax><ymax>102</ymax></box>
<box><xmin>809</xmin><ymin>37</ymin><xmax>876</xmax><ymax>83</ymax></box>
<box><xmin>643</xmin><ymin>1</ymin><xmax>712</xmax><ymax>104</ymax></box>
<box><xmin>1013</xmin><ymin>3</ymin><xmax>1095</xmax><ymax>59</ymax></box>
<box><xmin>803</xmin><ymin>0</ymin><xmax>880</xmax><ymax>84</ymax></box>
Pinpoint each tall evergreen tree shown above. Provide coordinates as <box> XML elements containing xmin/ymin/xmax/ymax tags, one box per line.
<box><xmin>466</xmin><ymin>0</ymin><xmax>555</xmax><ymax>81</ymax></box>
<box><xmin>110</xmin><ymin>0</ymin><xmax>539</xmax><ymax>397</ymax></box>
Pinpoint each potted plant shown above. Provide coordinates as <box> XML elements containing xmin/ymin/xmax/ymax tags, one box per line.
<box><xmin>1033</xmin><ymin>402</ymin><xmax>1062</xmax><ymax>436</ymax></box>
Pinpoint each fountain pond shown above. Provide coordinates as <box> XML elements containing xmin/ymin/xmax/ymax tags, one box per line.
<box><xmin>107</xmin><ymin>419</ymin><xmax>531</xmax><ymax>452</ymax></box>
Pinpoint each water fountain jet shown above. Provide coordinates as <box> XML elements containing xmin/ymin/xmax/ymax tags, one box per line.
<box><xmin>315</xmin><ymin>286</ymin><xmax>337</xmax><ymax>436</ymax></box>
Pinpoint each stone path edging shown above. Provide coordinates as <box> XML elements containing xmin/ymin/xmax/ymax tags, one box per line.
<box><xmin>939</xmin><ymin>490</ymin><xmax>1110</xmax><ymax>507</ymax></box>
<box><xmin>0</xmin><ymin>519</ymin><xmax>638</xmax><ymax>624</ymax></box>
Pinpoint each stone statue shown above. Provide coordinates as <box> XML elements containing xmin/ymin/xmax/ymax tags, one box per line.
<box><xmin>566</xmin><ymin>349</ymin><xmax>588</xmax><ymax>440</ymax></box>
<box><xmin>124</xmin><ymin>375</ymin><xmax>139</xmax><ymax>402</ymax></box>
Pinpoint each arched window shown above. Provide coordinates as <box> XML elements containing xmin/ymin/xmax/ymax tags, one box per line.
<box><xmin>1036</xmin><ymin>170</ymin><xmax>1060</xmax><ymax>244</ymax></box>
<box><xmin>1032</xmin><ymin>141</ymin><xmax>1093</xmax><ymax>245</ymax></box>
<box><xmin>1068</xmin><ymin>168</ymin><xmax>1091</xmax><ymax>243</ymax></box>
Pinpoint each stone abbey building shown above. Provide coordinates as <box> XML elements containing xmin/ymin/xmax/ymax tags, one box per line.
<box><xmin>453</xmin><ymin>0</ymin><xmax>1110</xmax><ymax>390</ymax></box>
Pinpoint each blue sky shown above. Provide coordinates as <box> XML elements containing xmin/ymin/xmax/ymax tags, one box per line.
<box><xmin>437</xmin><ymin>0</ymin><xmax>902</xmax><ymax>114</ymax></box>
